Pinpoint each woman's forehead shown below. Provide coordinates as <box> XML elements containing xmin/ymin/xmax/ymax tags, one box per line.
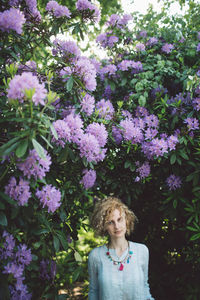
<box><xmin>108</xmin><ymin>208</ymin><xmax>125</xmax><ymax>219</ymax></box>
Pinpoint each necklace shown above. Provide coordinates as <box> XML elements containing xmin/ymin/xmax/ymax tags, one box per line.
<box><xmin>106</xmin><ymin>241</ymin><xmax>133</xmax><ymax>271</ymax></box>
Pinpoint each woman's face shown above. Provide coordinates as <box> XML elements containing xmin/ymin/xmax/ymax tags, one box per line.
<box><xmin>105</xmin><ymin>208</ymin><xmax>127</xmax><ymax>239</ymax></box>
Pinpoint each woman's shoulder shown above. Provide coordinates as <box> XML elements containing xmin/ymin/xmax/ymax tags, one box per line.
<box><xmin>88</xmin><ymin>244</ymin><xmax>106</xmax><ymax>259</ymax></box>
<box><xmin>129</xmin><ymin>241</ymin><xmax>149</xmax><ymax>253</ymax></box>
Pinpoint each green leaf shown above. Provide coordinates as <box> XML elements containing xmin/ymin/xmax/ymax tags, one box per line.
<box><xmin>74</xmin><ymin>251</ymin><xmax>82</xmax><ymax>262</ymax></box>
<box><xmin>15</xmin><ymin>139</ymin><xmax>28</xmax><ymax>158</ymax></box>
<box><xmin>0</xmin><ymin>192</ymin><xmax>16</xmax><ymax>205</ymax></box>
<box><xmin>66</xmin><ymin>77</ymin><xmax>74</xmax><ymax>91</ymax></box>
<box><xmin>0</xmin><ymin>212</ymin><xmax>7</xmax><ymax>226</ymax></box>
<box><xmin>40</xmin><ymin>135</ymin><xmax>53</xmax><ymax>149</ymax></box>
<box><xmin>72</xmin><ymin>266</ymin><xmax>81</xmax><ymax>282</ymax></box>
<box><xmin>190</xmin><ymin>233</ymin><xmax>200</xmax><ymax>241</ymax></box>
<box><xmin>186</xmin><ymin>226</ymin><xmax>199</xmax><ymax>232</ymax></box>
<box><xmin>173</xmin><ymin>199</ymin><xmax>177</xmax><ymax>209</ymax></box>
<box><xmin>124</xmin><ymin>161</ymin><xmax>131</xmax><ymax>169</ymax></box>
<box><xmin>138</xmin><ymin>95</ymin><xmax>146</xmax><ymax>106</ymax></box>
<box><xmin>53</xmin><ymin>235</ymin><xmax>60</xmax><ymax>252</ymax></box>
<box><xmin>50</xmin><ymin>123</ymin><xmax>58</xmax><ymax>140</ymax></box>
<box><xmin>34</xmin><ymin>228</ymin><xmax>50</xmax><ymax>235</ymax></box>
<box><xmin>0</xmin><ymin>202</ymin><xmax>5</xmax><ymax>209</ymax></box>
<box><xmin>109</xmin><ymin>81</ymin><xmax>116</xmax><ymax>91</ymax></box>
<box><xmin>170</xmin><ymin>153</ymin><xmax>176</xmax><ymax>164</ymax></box>
<box><xmin>120</xmin><ymin>78</ymin><xmax>127</xmax><ymax>86</ymax></box>
<box><xmin>56</xmin><ymin>231</ymin><xmax>69</xmax><ymax>250</ymax></box>
<box><xmin>32</xmin><ymin>138</ymin><xmax>46</xmax><ymax>159</ymax></box>
<box><xmin>179</xmin><ymin>151</ymin><xmax>189</xmax><ymax>160</ymax></box>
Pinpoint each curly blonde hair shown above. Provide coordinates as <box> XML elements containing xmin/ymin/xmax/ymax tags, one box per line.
<box><xmin>90</xmin><ymin>196</ymin><xmax>138</xmax><ymax>237</ymax></box>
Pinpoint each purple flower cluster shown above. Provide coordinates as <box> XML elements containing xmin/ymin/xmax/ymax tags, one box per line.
<box><xmin>96</xmin><ymin>98</ymin><xmax>115</xmax><ymax>120</ymax></box>
<box><xmin>184</xmin><ymin>117</ymin><xmax>199</xmax><ymax>131</ymax></box>
<box><xmin>0</xmin><ymin>231</ymin><xmax>32</xmax><ymax>299</ymax></box>
<box><xmin>192</xmin><ymin>97</ymin><xmax>200</xmax><ymax>111</ymax></box>
<box><xmin>36</xmin><ymin>184</ymin><xmax>61</xmax><ymax>213</ymax></box>
<box><xmin>24</xmin><ymin>0</ymin><xmax>41</xmax><ymax>22</ymax></box>
<box><xmin>52</xmin><ymin>119</ymin><xmax>71</xmax><ymax>147</ymax></box>
<box><xmin>80</xmin><ymin>93</ymin><xmax>95</xmax><ymax>116</ymax></box>
<box><xmin>86</xmin><ymin>122</ymin><xmax>108</xmax><ymax>147</ymax></box>
<box><xmin>135</xmin><ymin>161</ymin><xmax>151</xmax><ymax>182</ymax></box>
<box><xmin>76</xmin><ymin>0</ymin><xmax>101</xmax><ymax>23</ymax></box>
<box><xmin>197</xmin><ymin>43</ymin><xmax>200</xmax><ymax>52</ymax></box>
<box><xmin>9</xmin><ymin>0</ymin><xmax>21</xmax><ymax>6</ymax></box>
<box><xmin>39</xmin><ymin>259</ymin><xmax>56</xmax><ymax>281</ymax></box>
<box><xmin>7</xmin><ymin>72</ymin><xmax>47</xmax><ymax>105</ymax></box>
<box><xmin>107</xmin><ymin>13</ymin><xmax>132</xmax><ymax>28</ymax></box>
<box><xmin>4</xmin><ymin>177</ymin><xmax>31</xmax><ymax>206</ymax></box>
<box><xmin>135</xmin><ymin>43</ymin><xmax>146</xmax><ymax>51</ymax></box>
<box><xmin>64</xmin><ymin>113</ymin><xmax>83</xmax><ymax>143</ymax></box>
<box><xmin>17</xmin><ymin>149</ymin><xmax>52</xmax><ymax>179</ymax></box>
<box><xmin>112</xmin><ymin>125</ymin><xmax>123</xmax><ymax>144</ymax></box>
<box><xmin>80</xmin><ymin>169</ymin><xmax>96</xmax><ymax>189</ymax></box>
<box><xmin>146</xmin><ymin>37</ymin><xmax>158</xmax><ymax>46</ymax></box>
<box><xmin>166</xmin><ymin>174</ymin><xmax>182</xmax><ymax>190</ymax></box>
<box><xmin>96</xmin><ymin>33</ymin><xmax>119</xmax><ymax>48</ymax></box>
<box><xmin>46</xmin><ymin>1</ymin><xmax>71</xmax><ymax>18</ymax></box>
<box><xmin>0</xmin><ymin>8</ymin><xmax>25</xmax><ymax>34</ymax></box>
<box><xmin>113</xmin><ymin>107</ymin><xmax>179</xmax><ymax>159</ymax></box>
<box><xmin>100</xmin><ymin>64</ymin><xmax>117</xmax><ymax>79</ymax></box>
<box><xmin>117</xmin><ymin>60</ymin><xmax>143</xmax><ymax>73</ymax></box>
<box><xmin>75</xmin><ymin>57</ymin><xmax>97</xmax><ymax>91</ymax></box>
<box><xmin>53</xmin><ymin>39</ymin><xmax>81</xmax><ymax>61</ymax></box>
<box><xmin>161</xmin><ymin>43</ymin><xmax>174</xmax><ymax>54</ymax></box>
<box><xmin>18</xmin><ymin>60</ymin><xmax>37</xmax><ymax>74</ymax></box>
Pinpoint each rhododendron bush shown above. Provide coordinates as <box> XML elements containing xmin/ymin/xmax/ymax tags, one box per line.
<box><xmin>0</xmin><ymin>0</ymin><xmax>200</xmax><ymax>298</ymax></box>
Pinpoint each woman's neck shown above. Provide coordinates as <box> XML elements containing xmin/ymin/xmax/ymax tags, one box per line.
<box><xmin>108</xmin><ymin>237</ymin><xmax>128</xmax><ymax>256</ymax></box>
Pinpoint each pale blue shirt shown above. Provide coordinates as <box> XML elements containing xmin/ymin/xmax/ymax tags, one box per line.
<box><xmin>88</xmin><ymin>241</ymin><xmax>155</xmax><ymax>300</ymax></box>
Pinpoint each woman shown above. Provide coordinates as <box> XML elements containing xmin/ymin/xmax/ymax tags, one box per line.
<box><xmin>88</xmin><ymin>196</ymin><xmax>155</xmax><ymax>300</ymax></box>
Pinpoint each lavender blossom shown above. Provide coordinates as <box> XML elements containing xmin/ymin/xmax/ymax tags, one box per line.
<box><xmin>135</xmin><ymin>43</ymin><xmax>145</xmax><ymax>51</ymax></box>
<box><xmin>5</xmin><ymin>177</ymin><xmax>31</xmax><ymax>206</ymax></box>
<box><xmin>146</xmin><ymin>37</ymin><xmax>158</xmax><ymax>46</ymax></box>
<box><xmin>120</xmin><ymin>119</ymin><xmax>143</xmax><ymax>143</ymax></box>
<box><xmin>17</xmin><ymin>149</ymin><xmax>51</xmax><ymax>180</ymax></box>
<box><xmin>76</xmin><ymin>0</ymin><xmax>101</xmax><ymax>23</ymax></box>
<box><xmin>0</xmin><ymin>8</ymin><xmax>25</xmax><ymax>34</ymax></box>
<box><xmin>53</xmin><ymin>39</ymin><xmax>81</xmax><ymax>61</ymax></box>
<box><xmin>80</xmin><ymin>169</ymin><xmax>96</xmax><ymax>189</ymax></box>
<box><xmin>144</xmin><ymin>114</ymin><xmax>159</xmax><ymax>128</ymax></box>
<box><xmin>78</xmin><ymin>133</ymin><xmax>101</xmax><ymax>162</ymax></box>
<box><xmin>25</xmin><ymin>0</ymin><xmax>41</xmax><ymax>21</ymax></box>
<box><xmin>161</xmin><ymin>43</ymin><xmax>174</xmax><ymax>53</ymax></box>
<box><xmin>40</xmin><ymin>259</ymin><xmax>57</xmax><ymax>281</ymax></box>
<box><xmin>135</xmin><ymin>106</ymin><xmax>149</xmax><ymax>117</ymax></box>
<box><xmin>7</xmin><ymin>72</ymin><xmax>47</xmax><ymax>105</ymax></box>
<box><xmin>52</xmin><ymin>119</ymin><xmax>71</xmax><ymax>147</ymax></box>
<box><xmin>15</xmin><ymin>244</ymin><xmax>32</xmax><ymax>266</ymax></box>
<box><xmin>166</xmin><ymin>174</ymin><xmax>182</xmax><ymax>190</ymax></box>
<box><xmin>36</xmin><ymin>184</ymin><xmax>61</xmax><ymax>213</ymax></box>
<box><xmin>96</xmin><ymin>99</ymin><xmax>114</xmax><ymax>120</ymax></box>
<box><xmin>167</xmin><ymin>135</ymin><xmax>179</xmax><ymax>150</ymax></box>
<box><xmin>86</xmin><ymin>122</ymin><xmax>108</xmax><ymax>147</ymax></box>
<box><xmin>135</xmin><ymin>161</ymin><xmax>151</xmax><ymax>181</ymax></box>
<box><xmin>75</xmin><ymin>57</ymin><xmax>97</xmax><ymax>91</ymax></box>
<box><xmin>64</xmin><ymin>113</ymin><xmax>83</xmax><ymax>144</ymax></box>
<box><xmin>196</xmin><ymin>43</ymin><xmax>200</xmax><ymax>52</ymax></box>
<box><xmin>112</xmin><ymin>126</ymin><xmax>123</xmax><ymax>144</ymax></box>
<box><xmin>184</xmin><ymin>117</ymin><xmax>199</xmax><ymax>131</ymax></box>
<box><xmin>192</xmin><ymin>97</ymin><xmax>200</xmax><ymax>111</ymax></box>
<box><xmin>80</xmin><ymin>93</ymin><xmax>95</xmax><ymax>116</ymax></box>
<box><xmin>46</xmin><ymin>1</ymin><xmax>71</xmax><ymax>18</ymax></box>
<box><xmin>3</xmin><ymin>263</ymin><xmax>24</xmax><ymax>279</ymax></box>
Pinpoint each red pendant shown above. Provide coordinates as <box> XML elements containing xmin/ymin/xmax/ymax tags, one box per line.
<box><xmin>119</xmin><ymin>263</ymin><xmax>124</xmax><ymax>271</ymax></box>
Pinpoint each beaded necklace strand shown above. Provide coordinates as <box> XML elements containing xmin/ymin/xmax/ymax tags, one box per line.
<box><xmin>106</xmin><ymin>241</ymin><xmax>133</xmax><ymax>271</ymax></box>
